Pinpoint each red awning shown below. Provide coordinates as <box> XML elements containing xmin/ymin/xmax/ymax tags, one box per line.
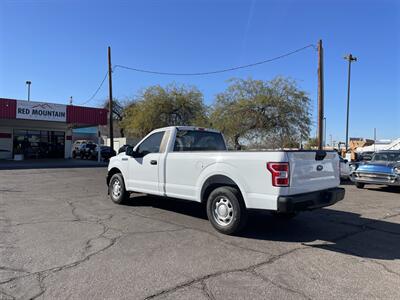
<box><xmin>0</xmin><ymin>98</ymin><xmax>17</xmax><ymax>119</ymax></box>
<box><xmin>66</xmin><ymin>105</ymin><xmax>108</xmax><ymax>126</ymax></box>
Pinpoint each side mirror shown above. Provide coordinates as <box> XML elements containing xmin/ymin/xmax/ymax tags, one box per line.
<box><xmin>125</xmin><ymin>146</ymin><xmax>135</xmax><ymax>156</ymax></box>
<box><xmin>126</xmin><ymin>146</ymin><xmax>143</xmax><ymax>158</ymax></box>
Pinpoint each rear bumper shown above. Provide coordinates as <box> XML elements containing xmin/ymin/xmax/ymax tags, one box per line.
<box><xmin>277</xmin><ymin>187</ymin><xmax>345</xmax><ymax>213</ymax></box>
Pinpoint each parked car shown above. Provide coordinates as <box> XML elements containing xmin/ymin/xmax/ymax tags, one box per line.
<box><xmin>89</xmin><ymin>145</ymin><xmax>116</xmax><ymax>161</ymax></box>
<box><xmin>72</xmin><ymin>140</ymin><xmax>90</xmax><ymax>158</ymax></box>
<box><xmin>107</xmin><ymin>126</ymin><xmax>345</xmax><ymax>235</ymax></box>
<box><xmin>79</xmin><ymin>143</ymin><xmax>97</xmax><ymax>159</ymax></box>
<box><xmin>339</xmin><ymin>156</ymin><xmax>351</xmax><ymax>180</ymax></box>
<box><xmin>118</xmin><ymin>144</ymin><xmax>132</xmax><ymax>154</ymax></box>
<box><xmin>350</xmin><ymin>150</ymin><xmax>400</xmax><ymax>188</ymax></box>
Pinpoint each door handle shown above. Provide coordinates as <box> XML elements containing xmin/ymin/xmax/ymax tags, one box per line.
<box><xmin>150</xmin><ymin>160</ymin><xmax>157</xmax><ymax>165</ymax></box>
<box><xmin>122</xmin><ymin>158</ymin><xmax>128</xmax><ymax>161</ymax></box>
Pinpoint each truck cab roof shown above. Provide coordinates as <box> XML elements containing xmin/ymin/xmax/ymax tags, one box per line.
<box><xmin>152</xmin><ymin>126</ymin><xmax>221</xmax><ymax>133</ymax></box>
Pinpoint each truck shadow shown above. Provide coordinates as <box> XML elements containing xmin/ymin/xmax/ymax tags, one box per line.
<box><xmin>364</xmin><ymin>186</ymin><xmax>400</xmax><ymax>194</ymax></box>
<box><xmin>125</xmin><ymin>194</ymin><xmax>400</xmax><ymax>261</ymax></box>
<box><xmin>242</xmin><ymin>210</ymin><xmax>400</xmax><ymax>260</ymax></box>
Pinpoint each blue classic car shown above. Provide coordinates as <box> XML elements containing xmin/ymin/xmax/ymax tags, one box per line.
<box><xmin>350</xmin><ymin>150</ymin><xmax>400</xmax><ymax>188</ymax></box>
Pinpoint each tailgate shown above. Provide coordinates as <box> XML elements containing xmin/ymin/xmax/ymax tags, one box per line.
<box><xmin>287</xmin><ymin>151</ymin><xmax>340</xmax><ymax>195</ymax></box>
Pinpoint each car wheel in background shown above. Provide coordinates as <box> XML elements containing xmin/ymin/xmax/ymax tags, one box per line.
<box><xmin>206</xmin><ymin>186</ymin><xmax>247</xmax><ymax>235</ymax></box>
<box><xmin>108</xmin><ymin>173</ymin><xmax>129</xmax><ymax>204</ymax></box>
<box><xmin>355</xmin><ymin>182</ymin><xmax>365</xmax><ymax>189</ymax></box>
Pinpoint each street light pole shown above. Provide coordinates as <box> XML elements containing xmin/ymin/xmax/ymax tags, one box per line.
<box><xmin>26</xmin><ymin>81</ymin><xmax>31</xmax><ymax>101</ymax></box>
<box><xmin>344</xmin><ymin>54</ymin><xmax>357</xmax><ymax>152</ymax></box>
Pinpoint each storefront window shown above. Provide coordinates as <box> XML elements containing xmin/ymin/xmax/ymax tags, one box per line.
<box><xmin>13</xmin><ymin>130</ymin><xmax>65</xmax><ymax>159</ymax></box>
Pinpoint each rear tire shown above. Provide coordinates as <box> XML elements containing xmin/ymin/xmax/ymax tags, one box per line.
<box><xmin>355</xmin><ymin>182</ymin><xmax>365</xmax><ymax>189</ymax></box>
<box><xmin>108</xmin><ymin>173</ymin><xmax>129</xmax><ymax>204</ymax></box>
<box><xmin>206</xmin><ymin>186</ymin><xmax>247</xmax><ymax>235</ymax></box>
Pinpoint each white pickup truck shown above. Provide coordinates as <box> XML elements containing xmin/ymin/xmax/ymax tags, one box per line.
<box><xmin>107</xmin><ymin>126</ymin><xmax>345</xmax><ymax>234</ymax></box>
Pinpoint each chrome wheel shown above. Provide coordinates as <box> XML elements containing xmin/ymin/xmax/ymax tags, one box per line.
<box><xmin>212</xmin><ymin>196</ymin><xmax>234</xmax><ymax>226</ymax></box>
<box><xmin>112</xmin><ymin>179</ymin><xmax>122</xmax><ymax>198</ymax></box>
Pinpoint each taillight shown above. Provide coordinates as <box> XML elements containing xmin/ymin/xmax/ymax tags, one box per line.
<box><xmin>267</xmin><ymin>162</ymin><xmax>290</xmax><ymax>187</ymax></box>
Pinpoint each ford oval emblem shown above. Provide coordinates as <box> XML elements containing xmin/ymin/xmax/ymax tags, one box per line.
<box><xmin>317</xmin><ymin>165</ymin><xmax>323</xmax><ymax>171</ymax></box>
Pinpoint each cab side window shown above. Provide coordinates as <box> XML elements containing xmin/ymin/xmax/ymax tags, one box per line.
<box><xmin>136</xmin><ymin>132</ymin><xmax>165</xmax><ymax>156</ymax></box>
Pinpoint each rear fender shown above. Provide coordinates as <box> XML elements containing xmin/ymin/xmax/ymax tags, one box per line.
<box><xmin>195</xmin><ymin>162</ymin><xmax>249</xmax><ymax>206</ymax></box>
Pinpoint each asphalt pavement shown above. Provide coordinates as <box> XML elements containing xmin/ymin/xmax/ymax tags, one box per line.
<box><xmin>0</xmin><ymin>167</ymin><xmax>399</xmax><ymax>299</ymax></box>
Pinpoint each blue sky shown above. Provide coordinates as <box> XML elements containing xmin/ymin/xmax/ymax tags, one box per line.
<box><xmin>1</xmin><ymin>0</ymin><xmax>399</xmax><ymax>142</ymax></box>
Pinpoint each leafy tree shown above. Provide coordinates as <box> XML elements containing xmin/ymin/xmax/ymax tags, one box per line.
<box><xmin>121</xmin><ymin>84</ymin><xmax>209</xmax><ymax>138</ymax></box>
<box><xmin>304</xmin><ymin>137</ymin><xmax>318</xmax><ymax>150</ymax></box>
<box><xmin>210</xmin><ymin>77</ymin><xmax>311</xmax><ymax>149</ymax></box>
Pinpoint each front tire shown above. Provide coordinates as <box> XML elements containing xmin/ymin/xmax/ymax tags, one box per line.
<box><xmin>108</xmin><ymin>173</ymin><xmax>129</xmax><ymax>204</ymax></box>
<box><xmin>355</xmin><ymin>182</ymin><xmax>365</xmax><ymax>189</ymax></box>
<box><xmin>206</xmin><ymin>186</ymin><xmax>247</xmax><ymax>235</ymax></box>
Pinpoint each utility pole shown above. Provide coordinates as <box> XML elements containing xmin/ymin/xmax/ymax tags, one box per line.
<box><xmin>344</xmin><ymin>53</ymin><xmax>357</xmax><ymax>152</ymax></box>
<box><xmin>317</xmin><ymin>40</ymin><xmax>324</xmax><ymax>150</ymax></box>
<box><xmin>323</xmin><ymin>117</ymin><xmax>327</xmax><ymax>147</ymax></box>
<box><xmin>108</xmin><ymin>46</ymin><xmax>114</xmax><ymax>152</ymax></box>
<box><xmin>26</xmin><ymin>81</ymin><xmax>31</xmax><ymax>101</ymax></box>
<box><xmin>374</xmin><ymin>128</ymin><xmax>376</xmax><ymax>152</ymax></box>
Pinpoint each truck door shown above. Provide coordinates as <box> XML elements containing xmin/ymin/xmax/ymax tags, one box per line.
<box><xmin>126</xmin><ymin>131</ymin><xmax>165</xmax><ymax>195</ymax></box>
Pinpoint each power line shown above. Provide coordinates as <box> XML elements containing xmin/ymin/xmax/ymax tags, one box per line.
<box><xmin>79</xmin><ymin>70</ymin><xmax>109</xmax><ymax>105</ymax></box>
<box><xmin>114</xmin><ymin>44</ymin><xmax>316</xmax><ymax>76</ymax></box>
<box><xmin>80</xmin><ymin>43</ymin><xmax>316</xmax><ymax>105</ymax></box>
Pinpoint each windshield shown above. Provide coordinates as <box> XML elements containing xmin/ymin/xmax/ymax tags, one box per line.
<box><xmin>371</xmin><ymin>152</ymin><xmax>400</xmax><ymax>162</ymax></box>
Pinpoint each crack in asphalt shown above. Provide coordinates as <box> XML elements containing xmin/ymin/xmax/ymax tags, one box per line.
<box><xmin>0</xmin><ymin>202</ymin><xmax>192</xmax><ymax>298</ymax></box>
<box><xmin>141</xmin><ymin>206</ymin><xmax>400</xmax><ymax>300</ymax></box>
<box><xmin>200</xmin><ymin>280</ymin><xmax>216</xmax><ymax>300</ymax></box>
<box><xmin>0</xmin><ymin>289</ymin><xmax>15</xmax><ymax>300</ymax></box>
<box><xmin>31</xmin><ymin>273</ymin><xmax>46</xmax><ymax>300</ymax></box>
<box><xmin>1</xmin><ymin>185</ymin><xmax>400</xmax><ymax>299</ymax></box>
<box><xmin>249</xmin><ymin>269</ymin><xmax>312</xmax><ymax>300</ymax></box>
<box><xmin>144</xmin><ymin>247</ymin><xmax>304</xmax><ymax>299</ymax></box>
<box><xmin>367</xmin><ymin>260</ymin><xmax>400</xmax><ymax>278</ymax></box>
<box><xmin>2</xmin><ymin>203</ymin><xmax>400</xmax><ymax>299</ymax></box>
<box><xmin>126</xmin><ymin>209</ymin><xmax>272</xmax><ymax>256</ymax></box>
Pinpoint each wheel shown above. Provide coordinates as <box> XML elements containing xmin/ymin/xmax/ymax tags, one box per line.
<box><xmin>355</xmin><ymin>182</ymin><xmax>365</xmax><ymax>189</ymax></box>
<box><xmin>108</xmin><ymin>173</ymin><xmax>129</xmax><ymax>204</ymax></box>
<box><xmin>272</xmin><ymin>212</ymin><xmax>298</xmax><ymax>219</ymax></box>
<box><xmin>206</xmin><ymin>186</ymin><xmax>247</xmax><ymax>235</ymax></box>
